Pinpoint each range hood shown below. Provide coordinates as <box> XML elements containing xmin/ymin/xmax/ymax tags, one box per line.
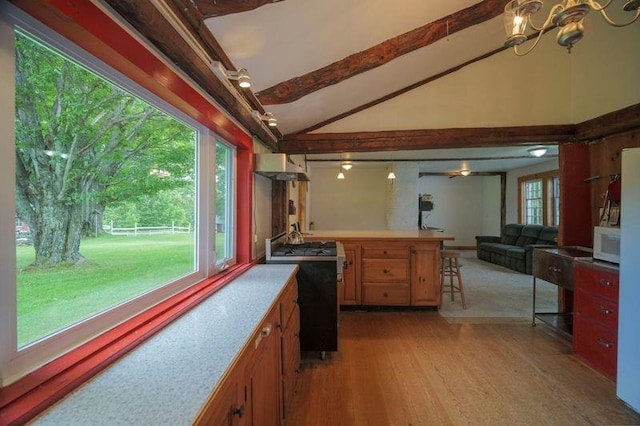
<box><xmin>254</xmin><ymin>153</ymin><xmax>310</xmax><ymax>181</ymax></box>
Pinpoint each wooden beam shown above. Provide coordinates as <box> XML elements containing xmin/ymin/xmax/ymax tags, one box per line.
<box><xmin>188</xmin><ymin>0</ymin><xmax>280</xmax><ymax>18</ymax></box>
<box><xmin>296</xmin><ymin>44</ymin><xmax>510</xmax><ymax>134</ymax></box>
<box><xmin>279</xmin><ymin>126</ymin><xmax>575</xmax><ymax>154</ymax></box>
<box><xmin>103</xmin><ymin>0</ymin><xmax>281</xmax><ymax>147</ymax></box>
<box><xmin>575</xmin><ymin>103</ymin><xmax>640</xmax><ymax>141</ymax></box>
<box><xmin>256</xmin><ymin>0</ymin><xmax>509</xmax><ymax>105</ymax></box>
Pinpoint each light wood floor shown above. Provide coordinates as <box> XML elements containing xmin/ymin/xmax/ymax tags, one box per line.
<box><xmin>286</xmin><ymin>311</ymin><xmax>640</xmax><ymax>426</ymax></box>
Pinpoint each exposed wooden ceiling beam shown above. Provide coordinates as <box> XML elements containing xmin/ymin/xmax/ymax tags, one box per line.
<box><xmin>186</xmin><ymin>0</ymin><xmax>281</xmax><ymax>18</ymax></box>
<box><xmin>103</xmin><ymin>0</ymin><xmax>281</xmax><ymax>146</ymax></box>
<box><xmin>279</xmin><ymin>126</ymin><xmax>574</xmax><ymax>154</ymax></box>
<box><xmin>294</xmin><ymin>45</ymin><xmax>510</xmax><ymax>135</ymax></box>
<box><xmin>256</xmin><ymin>0</ymin><xmax>509</xmax><ymax>105</ymax></box>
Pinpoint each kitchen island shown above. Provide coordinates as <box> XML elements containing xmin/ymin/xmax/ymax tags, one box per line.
<box><xmin>305</xmin><ymin>230</ymin><xmax>454</xmax><ymax>307</ymax></box>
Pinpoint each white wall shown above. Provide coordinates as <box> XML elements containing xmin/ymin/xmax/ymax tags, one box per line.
<box><xmin>308</xmin><ymin>165</ymin><xmax>388</xmax><ymax>230</ymax></box>
<box><xmin>418</xmin><ymin>175</ymin><xmax>500</xmax><ymax>246</ymax></box>
<box><xmin>505</xmin><ymin>159</ymin><xmax>558</xmax><ymax>225</ymax></box>
<box><xmin>387</xmin><ymin>162</ymin><xmax>418</xmax><ymax>230</ymax></box>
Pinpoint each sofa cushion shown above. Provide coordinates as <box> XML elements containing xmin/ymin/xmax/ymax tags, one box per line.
<box><xmin>515</xmin><ymin>225</ymin><xmax>543</xmax><ymax>247</ymax></box>
<box><xmin>506</xmin><ymin>247</ymin><xmax>526</xmax><ymax>260</ymax></box>
<box><xmin>479</xmin><ymin>242</ymin><xmax>513</xmax><ymax>255</ymax></box>
<box><xmin>500</xmin><ymin>224</ymin><xmax>523</xmax><ymax>245</ymax></box>
<box><xmin>536</xmin><ymin>226</ymin><xmax>558</xmax><ymax>245</ymax></box>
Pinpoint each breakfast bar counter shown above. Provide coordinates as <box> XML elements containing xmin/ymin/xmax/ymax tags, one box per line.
<box><xmin>304</xmin><ymin>230</ymin><xmax>454</xmax><ymax>307</ymax></box>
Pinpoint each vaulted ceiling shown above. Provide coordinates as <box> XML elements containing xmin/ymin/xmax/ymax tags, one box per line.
<box><xmin>103</xmin><ymin>0</ymin><xmax>639</xmax><ymax>170</ymax></box>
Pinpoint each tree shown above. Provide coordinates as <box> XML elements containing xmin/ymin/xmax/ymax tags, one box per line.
<box><xmin>14</xmin><ymin>31</ymin><xmax>195</xmax><ymax>267</ymax></box>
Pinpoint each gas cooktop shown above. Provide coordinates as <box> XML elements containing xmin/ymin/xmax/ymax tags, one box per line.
<box><xmin>271</xmin><ymin>241</ymin><xmax>337</xmax><ymax>257</ymax></box>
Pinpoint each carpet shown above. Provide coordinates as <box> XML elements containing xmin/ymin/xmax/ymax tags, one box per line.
<box><xmin>438</xmin><ymin>250</ymin><xmax>558</xmax><ymax>323</ymax></box>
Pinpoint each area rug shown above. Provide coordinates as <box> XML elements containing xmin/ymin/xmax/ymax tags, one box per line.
<box><xmin>438</xmin><ymin>250</ymin><xmax>558</xmax><ymax>323</ymax></box>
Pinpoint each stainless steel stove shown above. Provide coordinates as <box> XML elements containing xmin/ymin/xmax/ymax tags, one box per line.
<box><xmin>265</xmin><ymin>233</ymin><xmax>345</xmax><ymax>358</ymax></box>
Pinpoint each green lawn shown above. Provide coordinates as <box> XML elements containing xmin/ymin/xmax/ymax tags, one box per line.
<box><xmin>16</xmin><ymin>233</ymin><xmax>199</xmax><ymax>347</ymax></box>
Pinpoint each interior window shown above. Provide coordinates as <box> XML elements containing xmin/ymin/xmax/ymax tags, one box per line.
<box><xmin>518</xmin><ymin>171</ymin><xmax>560</xmax><ymax>226</ymax></box>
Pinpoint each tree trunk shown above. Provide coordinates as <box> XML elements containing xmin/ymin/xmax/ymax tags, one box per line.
<box><xmin>31</xmin><ymin>195</ymin><xmax>85</xmax><ymax>267</ymax></box>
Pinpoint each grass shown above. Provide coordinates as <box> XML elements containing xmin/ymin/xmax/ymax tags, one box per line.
<box><xmin>16</xmin><ymin>233</ymin><xmax>199</xmax><ymax>347</ymax></box>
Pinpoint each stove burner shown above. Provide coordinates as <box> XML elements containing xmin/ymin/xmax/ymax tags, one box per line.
<box><xmin>270</xmin><ymin>241</ymin><xmax>338</xmax><ymax>257</ymax></box>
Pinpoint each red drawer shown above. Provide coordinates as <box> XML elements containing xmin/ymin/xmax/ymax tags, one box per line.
<box><xmin>575</xmin><ymin>265</ymin><xmax>619</xmax><ymax>301</ymax></box>
<box><xmin>575</xmin><ymin>289</ymin><xmax>618</xmax><ymax>330</ymax></box>
<box><xmin>573</xmin><ymin>316</ymin><xmax>617</xmax><ymax>379</ymax></box>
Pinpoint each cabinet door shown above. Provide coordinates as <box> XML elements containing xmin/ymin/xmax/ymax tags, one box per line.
<box><xmin>245</xmin><ymin>320</ymin><xmax>280</xmax><ymax>426</ymax></box>
<box><xmin>340</xmin><ymin>244</ymin><xmax>360</xmax><ymax>305</ymax></box>
<box><xmin>194</xmin><ymin>377</ymin><xmax>241</xmax><ymax>426</ymax></box>
<box><xmin>411</xmin><ymin>244</ymin><xmax>440</xmax><ymax>306</ymax></box>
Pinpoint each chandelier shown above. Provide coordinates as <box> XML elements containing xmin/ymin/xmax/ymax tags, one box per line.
<box><xmin>504</xmin><ymin>0</ymin><xmax>639</xmax><ymax>55</ymax></box>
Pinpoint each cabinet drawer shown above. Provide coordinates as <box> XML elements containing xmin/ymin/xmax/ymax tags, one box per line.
<box><xmin>575</xmin><ymin>289</ymin><xmax>618</xmax><ymax>330</ymax></box>
<box><xmin>576</xmin><ymin>266</ymin><xmax>619</xmax><ymax>301</ymax></box>
<box><xmin>534</xmin><ymin>250</ymin><xmax>574</xmax><ymax>288</ymax></box>
<box><xmin>280</xmin><ymin>279</ymin><xmax>298</xmax><ymax>328</ymax></box>
<box><xmin>573</xmin><ymin>316</ymin><xmax>617</xmax><ymax>379</ymax></box>
<box><xmin>362</xmin><ymin>259</ymin><xmax>408</xmax><ymax>282</ymax></box>
<box><xmin>362</xmin><ymin>284</ymin><xmax>410</xmax><ymax>305</ymax></box>
<box><xmin>362</xmin><ymin>246</ymin><xmax>408</xmax><ymax>259</ymax></box>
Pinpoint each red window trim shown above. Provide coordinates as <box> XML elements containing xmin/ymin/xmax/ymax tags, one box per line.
<box><xmin>0</xmin><ymin>262</ymin><xmax>257</xmax><ymax>424</ymax></box>
<box><xmin>2</xmin><ymin>1</ymin><xmax>259</xmax><ymax>423</ymax></box>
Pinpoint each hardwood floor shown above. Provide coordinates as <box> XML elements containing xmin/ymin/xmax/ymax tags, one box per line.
<box><xmin>286</xmin><ymin>311</ymin><xmax>640</xmax><ymax>425</ymax></box>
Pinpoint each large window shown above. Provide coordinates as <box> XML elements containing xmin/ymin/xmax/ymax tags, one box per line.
<box><xmin>518</xmin><ymin>171</ymin><xmax>560</xmax><ymax>226</ymax></box>
<box><xmin>1</xmin><ymin>6</ymin><xmax>234</xmax><ymax>385</ymax></box>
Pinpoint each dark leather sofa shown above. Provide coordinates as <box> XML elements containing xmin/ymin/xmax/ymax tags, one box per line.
<box><xmin>475</xmin><ymin>224</ymin><xmax>558</xmax><ymax>274</ymax></box>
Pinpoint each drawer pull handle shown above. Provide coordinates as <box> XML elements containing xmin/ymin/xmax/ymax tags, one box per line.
<box><xmin>233</xmin><ymin>405</ymin><xmax>245</xmax><ymax>418</ymax></box>
<box><xmin>383</xmin><ymin>292</ymin><xmax>388</xmax><ymax>297</ymax></box>
<box><xmin>598</xmin><ymin>278</ymin><xmax>613</xmax><ymax>287</ymax></box>
<box><xmin>383</xmin><ymin>269</ymin><xmax>389</xmax><ymax>274</ymax></box>
<box><xmin>383</xmin><ymin>250</ymin><xmax>388</xmax><ymax>255</ymax></box>
<box><xmin>597</xmin><ymin>306</ymin><xmax>614</xmax><ymax>315</ymax></box>
<box><xmin>597</xmin><ymin>338</ymin><xmax>613</xmax><ymax>349</ymax></box>
<box><xmin>548</xmin><ymin>266</ymin><xmax>561</xmax><ymax>273</ymax></box>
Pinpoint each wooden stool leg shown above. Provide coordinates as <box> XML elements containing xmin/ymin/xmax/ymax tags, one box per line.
<box><xmin>454</xmin><ymin>257</ymin><xmax>467</xmax><ymax>309</ymax></box>
<box><xmin>447</xmin><ymin>257</ymin><xmax>454</xmax><ymax>301</ymax></box>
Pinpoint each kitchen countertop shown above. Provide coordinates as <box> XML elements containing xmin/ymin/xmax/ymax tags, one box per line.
<box><xmin>32</xmin><ymin>264</ymin><xmax>298</xmax><ymax>425</ymax></box>
<box><xmin>303</xmin><ymin>229</ymin><xmax>454</xmax><ymax>241</ymax></box>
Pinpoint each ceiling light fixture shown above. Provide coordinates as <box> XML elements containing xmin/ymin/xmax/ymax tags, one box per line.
<box><xmin>460</xmin><ymin>169</ymin><xmax>471</xmax><ymax>176</ymax></box>
<box><xmin>252</xmin><ymin>111</ymin><xmax>278</xmax><ymax>127</ymax></box>
<box><xmin>504</xmin><ymin>0</ymin><xmax>639</xmax><ymax>55</ymax></box>
<box><xmin>528</xmin><ymin>147</ymin><xmax>548</xmax><ymax>157</ymax></box>
<box><xmin>337</xmin><ymin>170</ymin><xmax>345</xmax><ymax>180</ymax></box>
<box><xmin>387</xmin><ymin>169</ymin><xmax>396</xmax><ymax>180</ymax></box>
<box><xmin>341</xmin><ymin>162</ymin><xmax>353</xmax><ymax>171</ymax></box>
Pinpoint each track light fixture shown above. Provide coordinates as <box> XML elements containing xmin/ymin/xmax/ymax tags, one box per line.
<box><xmin>252</xmin><ymin>111</ymin><xmax>278</xmax><ymax>127</ymax></box>
<box><xmin>341</xmin><ymin>162</ymin><xmax>353</xmax><ymax>170</ymax></box>
<box><xmin>210</xmin><ymin>61</ymin><xmax>251</xmax><ymax>88</ymax></box>
<box><xmin>460</xmin><ymin>169</ymin><xmax>471</xmax><ymax>176</ymax></box>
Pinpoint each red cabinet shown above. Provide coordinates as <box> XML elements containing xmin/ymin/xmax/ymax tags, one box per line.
<box><xmin>573</xmin><ymin>263</ymin><xmax>619</xmax><ymax>379</ymax></box>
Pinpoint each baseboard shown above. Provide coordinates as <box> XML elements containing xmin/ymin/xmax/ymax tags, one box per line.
<box><xmin>442</xmin><ymin>245</ymin><xmax>476</xmax><ymax>251</ymax></box>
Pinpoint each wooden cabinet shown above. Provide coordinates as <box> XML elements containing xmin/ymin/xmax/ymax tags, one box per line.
<box><xmin>279</xmin><ymin>278</ymin><xmax>300</xmax><ymax>421</ymax></box>
<box><xmin>361</xmin><ymin>242</ymin><xmax>410</xmax><ymax>305</ymax></box>
<box><xmin>573</xmin><ymin>263</ymin><xmax>619</xmax><ymax>379</ymax></box>
<box><xmin>340</xmin><ymin>243</ymin><xmax>361</xmax><ymax>305</ymax></box>
<box><xmin>410</xmin><ymin>244</ymin><xmax>440</xmax><ymax>306</ymax></box>
<box><xmin>195</xmin><ymin>276</ymin><xmax>300</xmax><ymax>425</ymax></box>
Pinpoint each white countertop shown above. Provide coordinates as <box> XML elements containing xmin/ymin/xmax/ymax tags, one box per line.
<box><xmin>32</xmin><ymin>264</ymin><xmax>298</xmax><ymax>425</ymax></box>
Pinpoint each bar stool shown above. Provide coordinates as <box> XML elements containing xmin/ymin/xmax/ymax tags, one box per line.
<box><xmin>440</xmin><ymin>250</ymin><xmax>467</xmax><ymax>309</ymax></box>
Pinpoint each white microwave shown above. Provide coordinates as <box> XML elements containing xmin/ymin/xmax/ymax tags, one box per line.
<box><xmin>593</xmin><ymin>226</ymin><xmax>621</xmax><ymax>264</ymax></box>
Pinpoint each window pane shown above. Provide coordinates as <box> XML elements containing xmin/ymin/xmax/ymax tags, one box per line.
<box><xmin>553</xmin><ymin>176</ymin><xmax>560</xmax><ymax>226</ymax></box>
<box><xmin>215</xmin><ymin>141</ymin><xmax>234</xmax><ymax>263</ymax></box>
<box><xmin>524</xmin><ymin>180</ymin><xmax>543</xmax><ymax>225</ymax></box>
<box><xmin>15</xmin><ymin>30</ymin><xmax>197</xmax><ymax>347</ymax></box>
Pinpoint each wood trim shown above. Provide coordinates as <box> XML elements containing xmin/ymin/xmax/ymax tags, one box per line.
<box><xmin>185</xmin><ymin>0</ymin><xmax>277</xmax><ymax>18</ymax></box>
<box><xmin>280</xmin><ymin>126</ymin><xmax>573</xmax><ymax>154</ymax></box>
<box><xmin>517</xmin><ymin>170</ymin><xmax>559</xmax><ymax>226</ymax></box>
<box><xmin>575</xmin><ymin>103</ymin><xmax>640</xmax><ymax>141</ymax></box>
<box><xmin>256</xmin><ymin>0</ymin><xmax>509</xmax><ymax>105</ymax></box>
